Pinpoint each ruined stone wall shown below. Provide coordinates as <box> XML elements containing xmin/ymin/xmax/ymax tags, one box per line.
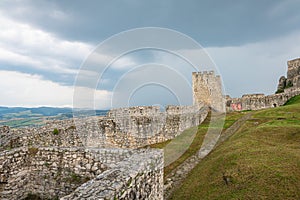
<box><xmin>1</xmin><ymin>105</ymin><xmax>208</xmax><ymax>149</ymax></box>
<box><xmin>277</xmin><ymin>58</ymin><xmax>300</xmax><ymax>92</ymax></box>
<box><xmin>226</xmin><ymin>87</ymin><xmax>300</xmax><ymax>111</ymax></box>
<box><xmin>0</xmin><ymin>121</ymin><xmax>83</xmax><ymax>151</ymax></box>
<box><xmin>104</xmin><ymin>105</ymin><xmax>208</xmax><ymax>148</ymax></box>
<box><xmin>287</xmin><ymin>58</ymin><xmax>300</xmax><ymax>88</ymax></box>
<box><xmin>0</xmin><ymin>147</ymin><xmax>108</xmax><ymax>199</ymax></box>
<box><xmin>227</xmin><ymin>58</ymin><xmax>300</xmax><ymax>112</ymax></box>
<box><xmin>192</xmin><ymin>71</ymin><xmax>225</xmax><ymax>112</ymax></box>
<box><xmin>106</xmin><ymin>106</ymin><xmax>167</xmax><ymax>148</ymax></box>
<box><xmin>0</xmin><ymin>147</ymin><xmax>163</xmax><ymax>200</ymax></box>
<box><xmin>62</xmin><ymin>149</ymin><xmax>163</xmax><ymax>200</ymax></box>
<box><xmin>166</xmin><ymin>105</ymin><xmax>206</xmax><ymax>133</ymax></box>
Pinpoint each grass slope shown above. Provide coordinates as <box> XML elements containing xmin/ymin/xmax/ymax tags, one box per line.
<box><xmin>149</xmin><ymin>113</ymin><xmax>210</xmax><ymax>176</ymax></box>
<box><xmin>150</xmin><ymin>111</ymin><xmax>246</xmax><ymax>177</ymax></box>
<box><xmin>170</xmin><ymin>95</ymin><xmax>300</xmax><ymax>200</ymax></box>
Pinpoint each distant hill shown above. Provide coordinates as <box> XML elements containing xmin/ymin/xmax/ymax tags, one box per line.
<box><xmin>0</xmin><ymin>107</ymin><xmax>108</xmax><ymax>128</ymax></box>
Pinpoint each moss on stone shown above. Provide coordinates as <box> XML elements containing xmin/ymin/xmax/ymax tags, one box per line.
<box><xmin>28</xmin><ymin>147</ymin><xmax>39</xmax><ymax>156</ymax></box>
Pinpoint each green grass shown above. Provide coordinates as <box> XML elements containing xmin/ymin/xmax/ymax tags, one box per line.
<box><xmin>284</xmin><ymin>94</ymin><xmax>300</xmax><ymax>105</ymax></box>
<box><xmin>53</xmin><ymin>128</ymin><xmax>59</xmax><ymax>135</ymax></box>
<box><xmin>0</xmin><ymin>118</ymin><xmax>44</xmax><ymax>128</ymax></box>
<box><xmin>149</xmin><ymin>111</ymin><xmax>245</xmax><ymax>177</ymax></box>
<box><xmin>222</xmin><ymin>112</ymin><xmax>246</xmax><ymax>131</ymax></box>
<box><xmin>163</xmin><ymin>117</ymin><xmax>210</xmax><ymax>176</ymax></box>
<box><xmin>169</xmin><ymin>95</ymin><xmax>300</xmax><ymax>199</ymax></box>
<box><xmin>149</xmin><ymin>113</ymin><xmax>210</xmax><ymax>176</ymax></box>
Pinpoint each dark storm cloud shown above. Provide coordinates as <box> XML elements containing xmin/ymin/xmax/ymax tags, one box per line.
<box><xmin>1</xmin><ymin>0</ymin><xmax>300</xmax><ymax>107</ymax></box>
<box><xmin>2</xmin><ymin>0</ymin><xmax>300</xmax><ymax>47</ymax></box>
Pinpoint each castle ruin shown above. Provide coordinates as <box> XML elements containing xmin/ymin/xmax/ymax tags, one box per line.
<box><xmin>277</xmin><ymin>58</ymin><xmax>300</xmax><ymax>92</ymax></box>
<box><xmin>192</xmin><ymin>71</ymin><xmax>225</xmax><ymax>112</ymax></box>
<box><xmin>226</xmin><ymin>58</ymin><xmax>300</xmax><ymax>111</ymax></box>
<box><xmin>2</xmin><ymin>58</ymin><xmax>298</xmax><ymax>199</ymax></box>
<box><xmin>0</xmin><ymin>70</ymin><xmax>220</xmax><ymax>199</ymax></box>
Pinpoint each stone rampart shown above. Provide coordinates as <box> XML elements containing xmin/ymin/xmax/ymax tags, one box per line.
<box><xmin>1</xmin><ymin>105</ymin><xmax>208</xmax><ymax>150</ymax></box>
<box><xmin>104</xmin><ymin>105</ymin><xmax>208</xmax><ymax>148</ymax></box>
<box><xmin>226</xmin><ymin>87</ymin><xmax>300</xmax><ymax>111</ymax></box>
<box><xmin>0</xmin><ymin>147</ymin><xmax>163</xmax><ymax>200</ymax></box>
<box><xmin>0</xmin><ymin>147</ymin><xmax>107</xmax><ymax>199</ymax></box>
<box><xmin>192</xmin><ymin>71</ymin><xmax>225</xmax><ymax>112</ymax></box>
<box><xmin>62</xmin><ymin>149</ymin><xmax>163</xmax><ymax>200</ymax></box>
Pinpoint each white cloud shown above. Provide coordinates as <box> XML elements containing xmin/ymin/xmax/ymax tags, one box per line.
<box><xmin>1</xmin><ymin>6</ymin><xmax>300</xmax><ymax>108</ymax></box>
<box><xmin>0</xmin><ymin>70</ymin><xmax>111</xmax><ymax>109</ymax></box>
<box><xmin>0</xmin><ymin>10</ymin><xmax>138</xmax><ymax>76</ymax></box>
<box><xmin>0</xmin><ymin>11</ymin><xmax>138</xmax><ymax>108</ymax></box>
<box><xmin>0</xmin><ymin>11</ymin><xmax>92</xmax><ymax>74</ymax></box>
<box><xmin>0</xmin><ymin>48</ymin><xmax>42</xmax><ymax>67</ymax></box>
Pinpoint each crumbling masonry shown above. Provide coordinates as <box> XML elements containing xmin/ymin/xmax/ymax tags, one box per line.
<box><xmin>0</xmin><ymin>72</ymin><xmax>215</xmax><ymax>199</ymax></box>
<box><xmin>226</xmin><ymin>58</ymin><xmax>300</xmax><ymax>111</ymax></box>
<box><xmin>1</xmin><ymin>58</ymin><xmax>298</xmax><ymax>199</ymax></box>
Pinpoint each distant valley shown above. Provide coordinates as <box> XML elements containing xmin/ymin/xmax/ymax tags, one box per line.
<box><xmin>0</xmin><ymin>107</ymin><xmax>108</xmax><ymax>128</ymax></box>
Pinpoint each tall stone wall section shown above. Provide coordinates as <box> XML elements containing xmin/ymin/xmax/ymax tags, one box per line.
<box><xmin>192</xmin><ymin>71</ymin><xmax>225</xmax><ymax>112</ymax></box>
<box><xmin>1</xmin><ymin>105</ymin><xmax>208</xmax><ymax>149</ymax></box>
<box><xmin>104</xmin><ymin>105</ymin><xmax>208</xmax><ymax>148</ymax></box>
<box><xmin>0</xmin><ymin>147</ymin><xmax>163</xmax><ymax>200</ymax></box>
<box><xmin>277</xmin><ymin>58</ymin><xmax>300</xmax><ymax>92</ymax></box>
<box><xmin>287</xmin><ymin>58</ymin><xmax>300</xmax><ymax>88</ymax></box>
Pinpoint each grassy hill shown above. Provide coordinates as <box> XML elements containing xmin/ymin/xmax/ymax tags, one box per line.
<box><xmin>169</xmin><ymin>95</ymin><xmax>300</xmax><ymax>199</ymax></box>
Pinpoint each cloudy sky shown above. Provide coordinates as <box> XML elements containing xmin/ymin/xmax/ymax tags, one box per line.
<box><xmin>1</xmin><ymin>0</ymin><xmax>300</xmax><ymax>109</ymax></box>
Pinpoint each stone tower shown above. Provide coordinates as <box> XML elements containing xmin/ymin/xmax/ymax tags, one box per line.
<box><xmin>287</xmin><ymin>58</ymin><xmax>300</xmax><ymax>88</ymax></box>
<box><xmin>276</xmin><ymin>58</ymin><xmax>300</xmax><ymax>93</ymax></box>
<box><xmin>192</xmin><ymin>71</ymin><xmax>224</xmax><ymax>112</ymax></box>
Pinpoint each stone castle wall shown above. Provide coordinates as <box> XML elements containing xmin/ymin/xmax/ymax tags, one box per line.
<box><xmin>104</xmin><ymin>105</ymin><xmax>208</xmax><ymax>148</ymax></box>
<box><xmin>1</xmin><ymin>105</ymin><xmax>208</xmax><ymax>150</ymax></box>
<box><xmin>0</xmin><ymin>70</ymin><xmax>221</xmax><ymax>199</ymax></box>
<box><xmin>0</xmin><ymin>70</ymin><xmax>222</xmax><ymax>150</ymax></box>
<box><xmin>192</xmin><ymin>71</ymin><xmax>225</xmax><ymax>112</ymax></box>
<box><xmin>226</xmin><ymin>58</ymin><xmax>300</xmax><ymax>111</ymax></box>
<box><xmin>287</xmin><ymin>58</ymin><xmax>300</xmax><ymax>88</ymax></box>
<box><xmin>227</xmin><ymin>81</ymin><xmax>300</xmax><ymax>111</ymax></box>
<box><xmin>0</xmin><ymin>147</ymin><xmax>107</xmax><ymax>199</ymax></box>
<box><xmin>0</xmin><ymin>147</ymin><xmax>163</xmax><ymax>200</ymax></box>
<box><xmin>0</xmin><ymin>87</ymin><xmax>207</xmax><ymax>199</ymax></box>
<box><xmin>62</xmin><ymin>149</ymin><xmax>163</xmax><ymax>200</ymax></box>
<box><xmin>277</xmin><ymin>58</ymin><xmax>300</xmax><ymax>92</ymax></box>
<box><xmin>0</xmin><ymin>122</ymin><xmax>84</xmax><ymax>151</ymax></box>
